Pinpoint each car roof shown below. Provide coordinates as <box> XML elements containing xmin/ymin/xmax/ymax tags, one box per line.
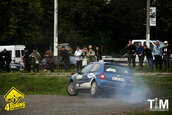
<box><xmin>89</xmin><ymin>62</ymin><xmax>128</xmax><ymax>68</ymax></box>
<box><xmin>132</xmin><ymin>40</ymin><xmax>163</xmax><ymax>43</ymax></box>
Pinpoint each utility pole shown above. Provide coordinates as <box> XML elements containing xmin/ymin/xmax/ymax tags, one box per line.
<box><xmin>54</xmin><ymin>0</ymin><xmax>58</xmax><ymax>56</ymax></box>
<box><xmin>146</xmin><ymin>0</ymin><xmax>150</xmax><ymax>48</ymax></box>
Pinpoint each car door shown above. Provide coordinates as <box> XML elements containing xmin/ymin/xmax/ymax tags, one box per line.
<box><xmin>75</xmin><ymin>64</ymin><xmax>93</xmax><ymax>88</ymax></box>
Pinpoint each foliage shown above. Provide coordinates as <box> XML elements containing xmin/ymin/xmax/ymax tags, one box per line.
<box><xmin>0</xmin><ymin>0</ymin><xmax>172</xmax><ymax>54</ymax></box>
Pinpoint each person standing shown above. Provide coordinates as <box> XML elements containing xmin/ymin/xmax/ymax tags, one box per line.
<box><xmin>125</xmin><ymin>40</ymin><xmax>136</xmax><ymax>68</ymax></box>
<box><xmin>95</xmin><ymin>46</ymin><xmax>102</xmax><ymax>62</ymax></box>
<box><xmin>0</xmin><ymin>51</ymin><xmax>3</xmax><ymax>71</ymax></box>
<box><xmin>88</xmin><ymin>45</ymin><xmax>93</xmax><ymax>50</ymax></box>
<box><xmin>22</xmin><ymin>48</ymin><xmax>31</xmax><ymax>72</ymax></box>
<box><xmin>153</xmin><ymin>41</ymin><xmax>163</xmax><ymax>70</ymax></box>
<box><xmin>1</xmin><ymin>49</ymin><xmax>11</xmax><ymax>72</ymax></box>
<box><xmin>60</xmin><ymin>46</ymin><xmax>70</xmax><ymax>71</ymax></box>
<box><xmin>143</xmin><ymin>45</ymin><xmax>153</xmax><ymax>71</ymax></box>
<box><xmin>82</xmin><ymin>47</ymin><xmax>90</xmax><ymax>67</ymax></box>
<box><xmin>29</xmin><ymin>49</ymin><xmax>41</xmax><ymax>72</ymax></box>
<box><xmin>74</xmin><ymin>46</ymin><xmax>82</xmax><ymax>72</ymax></box>
<box><xmin>44</xmin><ymin>50</ymin><xmax>55</xmax><ymax>72</ymax></box>
<box><xmin>136</xmin><ymin>43</ymin><xmax>144</xmax><ymax>69</ymax></box>
<box><xmin>162</xmin><ymin>41</ymin><xmax>171</xmax><ymax>70</ymax></box>
<box><xmin>88</xmin><ymin>48</ymin><xmax>96</xmax><ymax>62</ymax></box>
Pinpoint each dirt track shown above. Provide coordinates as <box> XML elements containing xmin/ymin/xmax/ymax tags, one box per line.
<box><xmin>0</xmin><ymin>95</ymin><xmax>148</xmax><ymax>115</ymax></box>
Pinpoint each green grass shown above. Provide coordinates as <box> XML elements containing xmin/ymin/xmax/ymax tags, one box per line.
<box><xmin>0</xmin><ymin>74</ymin><xmax>171</xmax><ymax>97</ymax></box>
<box><xmin>133</xmin><ymin>64</ymin><xmax>172</xmax><ymax>73</ymax></box>
<box><xmin>0</xmin><ymin>75</ymin><xmax>69</xmax><ymax>95</ymax></box>
<box><xmin>142</xmin><ymin>76</ymin><xmax>172</xmax><ymax>99</ymax></box>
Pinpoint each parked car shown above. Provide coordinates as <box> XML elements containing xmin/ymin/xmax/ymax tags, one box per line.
<box><xmin>67</xmin><ymin>62</ymin><xmax>134</xmax><ymax>96</ymax></box>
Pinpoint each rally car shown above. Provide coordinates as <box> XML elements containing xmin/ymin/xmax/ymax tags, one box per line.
<box><xmin>67</xmin><ymin>62</ymin><xmax>134</xmax><ymax>96</ymax></box>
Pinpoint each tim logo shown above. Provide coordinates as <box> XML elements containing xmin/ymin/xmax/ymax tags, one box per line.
<box><xmin>147</xmin><ymin>98</ymin><xmax>169</xmax><ymax>111</ymax></box>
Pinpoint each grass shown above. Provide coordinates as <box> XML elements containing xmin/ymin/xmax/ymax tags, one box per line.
<box><xmin>0</xmin><ymin>74</ymin><xmax>171</xmax><ymax>96</ymax></box>
<box><xmin>136</xmin><ymin>76</ymin><xmax>172</xmax><ymax>97</ymax></box>
<box><xmin>133</xmin><ymin>64</ymin><xmax>172</xmax><ymax>73</ymax></box>
<box><xmin>0</xmin><ymin>75</ymin><xmax>69</xmax><ymax>95</ymax></box>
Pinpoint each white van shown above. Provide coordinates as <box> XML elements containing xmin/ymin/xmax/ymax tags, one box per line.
<box><xmin>0</xmin><ymin>45</ymin><xmax>26</xmax><ymax>63</ymax></box>
<box><xmin>132</xmin><ymin>40</ymin><xmax>164</xmax><ymax>62</ymax></box>
<box><xmin>132</xmin><ymin>40</ymin><xmax>164</xmax><ymax>51</ymax></box>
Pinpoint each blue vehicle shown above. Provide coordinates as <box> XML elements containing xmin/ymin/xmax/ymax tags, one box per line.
<box><xmin>67</xmin><ymin>62</ymin><xmax>134</xmax><ymax>96</ymax></box>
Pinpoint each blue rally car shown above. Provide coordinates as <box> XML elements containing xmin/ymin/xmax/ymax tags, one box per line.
<box><xmin>67</xmin><ymin>62</ymin><xmax>134</xmax><ymax>96</ymax></box>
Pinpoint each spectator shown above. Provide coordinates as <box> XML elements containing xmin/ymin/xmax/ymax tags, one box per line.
<box><xmin>95</xmin><ymin>46</ymin><xmax>102</xmax><ymax>62</ymax></box>
<box><xmin>29</xmin><ymin>49</ymin><xmax>41</xmax><ymax>72</ymax></box>
<box><xmin>153</xmin><ymin>40</ymin><xmax>163</xmax><ymax>70</ymax></box>
<box><xmin>74</xmin><ymin>46</ymin><xmax>82</xmax><ymax>72</ymax></box>
<box><xmin>143</xmin><ymin>45</ymin><xmax>153</xmax><ymax>71</ymax></box>
<box><xmin>82</xmin><ymin>47</ymin><xmax>90</xmax><ymax>67</ymax></box>
<box><xmin>88</xmin><ymin>48</ymin><xmax>96</xmax><ymax>62</ymax></box>
<box><xmin>88</xmin><ymin>45</ymin><xmax>93</xmax><ymax>50</ymax></box>
<box><xmin>136</xmin><ymin>43</ymin><xmax>144</xmax><ymax>69</ymax></box>
<box><xmin>22</xmin><ymin>48</ymin><xmax>31</xmax><ymax>72</ymax></box>
<box><xmin>162</xmin><ymin>41</ymin><xmax>171</xmax><ymax>70</ymax></box>
<box><xmin>125</xmin><ymin>40</ymin><xmax>136</xmax><ymax>68</ymax></box>
<box><xmin>1</xmin><ymin>49</ymin><xmax>11</xmax><ymax>72</ymax></box>
<box><xmin>0</xmin><ymin>51</ymin><xmax>3</xmax><ymax>71</ymax></box>
<box><xmin>60</xmin><ymin>46</ymin><xmax>70</xmax><ymax>71</ymax></box>
<box><xmin>44</xmin><ymin>50</ymin><xmax>55</xmax><ymax>72</ymax></box>
<box><xmin>169</xmin><ymin>44</ymin><xmax>172</xmax><ymax>66</ymax></box>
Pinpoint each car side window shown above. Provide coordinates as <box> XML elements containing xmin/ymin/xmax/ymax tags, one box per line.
<box><xmin>81</xmin><ymin>64</ymin><xmax>93</xmax><ymax>74</ymax></box>
<box><xmin>90</xmin><ymin>64</ymin><xmax>100</xmax><ymax>72</ymax></box>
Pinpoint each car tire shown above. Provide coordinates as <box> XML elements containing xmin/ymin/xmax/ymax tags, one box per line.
<box><xmin>67</xmin><ymin>82</ymin><xmax>78</xmax><ymax>96</ymax></box>
<box><xmin>90</xmin><ymin>81</ymin><xmax>98</xmax><ymax>96</ymax></box>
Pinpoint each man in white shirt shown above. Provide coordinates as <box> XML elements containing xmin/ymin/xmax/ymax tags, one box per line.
<box><xmin>74</xmin><ymin>46</ymin><xmax>82</xmax><ymax>72</ymax></box>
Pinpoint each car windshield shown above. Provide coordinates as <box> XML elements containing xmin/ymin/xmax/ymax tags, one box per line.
<box><xmin>104</xmin><ymin>64</ymin><xmax>129</xmax><ymax>76</ymax></box>
<box><xmin>90</xmin><ymin>64</ymin><xmax>100</xmax><ymax>72</ymax></box>
<box><xmin>81</xmin><ymin>64</ymin><xmax>93</xmax><ymax>74</ymax></box>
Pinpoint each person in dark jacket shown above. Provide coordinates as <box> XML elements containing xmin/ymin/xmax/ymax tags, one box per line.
<box><xmin>60</xmin><ymin>46</ymin><xmax>70</xmax><ymax>71</ymax></box>
<box><xmin>125</xmin><ymin>40</ymin><xmax>136</xmax><ymax>68</ymax></box>
<box><xmin>95</xmin><ymin>46</ymin><xmax>102</xmax><ymax>62</ymax></box>
<box><xmin>143</xmin><ymin>45</ymin><xmax>153</xmax><ymax>71</ymax></box>
<box><xmin>162</xmin><ymin>41</ymin><xmax>171</xmax><ymax>70</ymax></box>
<box><xmin>0</xmin><ymin>51</ymin><xmax>3</xmax><ymax>70</ymax></box>
<box><xmin>1</xmin><ymin>49</ymin><xmax>11</xmax><ymax>72</ymax></box>
<box><xmin>136</xmin><ymin>43</ymin><xmax>144</xmax><ymax>69</ymax></box>
<box><xmin>29</xmin><ymin>49</ymin><xmax>41</xmax><ymax>72</ymax></box>
<box><xmin>44</xmin><ymin>50</ymin><xmax>54</xmax><ymax>72</ymax></box>
<box><xmin>22</xmin><ymin>48</ymin><xmax>31</xmax><ymax>72</ymax></box>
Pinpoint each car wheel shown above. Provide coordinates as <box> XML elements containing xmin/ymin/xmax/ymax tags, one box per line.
<box><xmin>90</xmin><ymin>81</ymin><xmax>98</xmax><ymax>96</ymax></box>
<box><xmin>67</xmin><ymin>82</ymin><xmax>78</xmax><ymax>96</ymax></box>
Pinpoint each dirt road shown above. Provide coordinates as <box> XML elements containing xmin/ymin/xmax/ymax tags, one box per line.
<box><xmin>0</xmin><ymin>95</ymin><xmax>148</xmax><ymax>115</ymax></box>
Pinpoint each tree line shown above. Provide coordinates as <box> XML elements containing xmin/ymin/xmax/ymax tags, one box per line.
<box><xmin>0</xmin><ymin>0</ymin><xmax>172</xmax><ymax>54</ymax></box>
